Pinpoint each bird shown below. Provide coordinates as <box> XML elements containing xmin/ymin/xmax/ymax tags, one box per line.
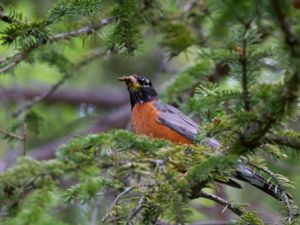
<box><xmin>118</xmin><ymin>74</ymin><xmax>291</xmax><ymax>201</ymax></box>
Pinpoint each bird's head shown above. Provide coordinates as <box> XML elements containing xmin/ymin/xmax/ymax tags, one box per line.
<box><xmin>118</xmin><ymin>74</ymin><xmax>153</xmax><ymax>90</ymax></box>
<box><xmin>118</xmin><ymin>74</ymin><xmax>158</xmax><ymax>108</ymax></box>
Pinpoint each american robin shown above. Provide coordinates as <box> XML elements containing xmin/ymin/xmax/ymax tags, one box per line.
<box><xmin>118</xmin><ymin>74</ymin><xmax>291</xmax><ymax>201</ymax></box>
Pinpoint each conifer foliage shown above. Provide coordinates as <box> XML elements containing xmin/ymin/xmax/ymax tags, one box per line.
<box><xmin>1</xmin><ymin>0</ymin><xmax>300</xmax><ymax>224</ymax></box>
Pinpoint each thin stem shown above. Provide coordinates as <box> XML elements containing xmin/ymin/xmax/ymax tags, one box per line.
<box><xmin>102</xmin><ymin>186</ymin><xmax>136</xmax><ymax>222</ymax></box>
<box><xmin>12</xmin><ymin>49</ymin><xmax>104</xmax><ymax>117</ymax></box>
<box><xmin>22</xmin><ymin>123</ymin><xmax>27</xmax><ymax>155</ymax></box>
<box><xmin>0</xmin><ymin>127</ymin><xmax>24</xmax><ymax>141</ymax></box>
<box><xmin>239</xmin><ymin>21</ymin><xmax>252</xmax><ymax>111</ymax></box>
<box><xmin>0</xmin><ymin>61</ymin><xmax>19</xmax><ymax>74</ymax></box>
<box><xmin>197</xmin><ymin>191</ymin><xmax>245</xmax><ymax>217</ymax></box>
<box><xmin>127</xmin><ymin>194</ymin><xmax>145</xmax><ymax>224</ymax></box>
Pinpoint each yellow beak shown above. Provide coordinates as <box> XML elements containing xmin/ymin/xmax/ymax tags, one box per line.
<box><xmin>117</xmin><ymin>76</ymin><xmax>131</xmax><ymax>81</ymax></box>
<box><xmin>117</xmin><ymin>75</ymin><xmax>141</xmax><ymax>89</ymax></box>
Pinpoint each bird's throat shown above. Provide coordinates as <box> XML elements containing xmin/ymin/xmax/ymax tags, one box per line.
<box><xmin>129</xmin><ymin>87</ymin><xmax>158</xmax><ymax>108</ymax></box>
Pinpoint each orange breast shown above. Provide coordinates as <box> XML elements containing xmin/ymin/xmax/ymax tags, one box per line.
<box><xmin>131</xmin><ymin>101</ymin><xmax>192</xmax><ymax>144</ymax></box>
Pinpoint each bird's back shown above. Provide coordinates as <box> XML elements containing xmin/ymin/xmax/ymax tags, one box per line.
<box><xmin>131</xmin><ymin>100</ymin><xmax>193</xmax><ymax>144</ymax></box>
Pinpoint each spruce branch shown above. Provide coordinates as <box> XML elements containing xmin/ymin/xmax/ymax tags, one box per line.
<box><xmin>12</xmin><ymin>49</ymin><xmax>105</xmax><ymax>117</ymax></box>
<box><xmin>271</xmin><ymin>0</ymin><xmax>298</xmax><ymax>55</ymax></box>
<box><xmin>239</xmin><ymin>0</ymin><xmax>300</xmax><ymax>150</ymax></box>
<box><xmin>248</xmin><ymin>162</ymin><xmax>296</xmax><ymax>223</ymax></box>
<box><xmin>267</xmin><ymin>130</ymin><xmax>300</xmax><ymax>150</ymax></box>
<box><xmin>0</xmin><ymin>18</ymin><xmax>110</xmax><ymax>74</ymax></box>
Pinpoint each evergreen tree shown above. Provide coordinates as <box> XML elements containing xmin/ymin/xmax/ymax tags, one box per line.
<box><xmin>1</xmin><ymin>0</ymin><xmax>300</xmax><ymax>224</ymax></box>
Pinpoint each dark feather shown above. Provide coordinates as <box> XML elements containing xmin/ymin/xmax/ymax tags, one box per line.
<box><xmin>153</xmin><ymin>100</ymin><xmax>199</xmax><ymax>142</ymax></box>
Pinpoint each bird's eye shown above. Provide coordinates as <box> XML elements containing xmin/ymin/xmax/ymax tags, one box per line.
<box><xmin>143</xmin><ymin>79</ymin><xmax>151</xmax><ymax>87</ymax></box>
<box><xmin>136</xmin><ymin>76</ymin><xmax>152</xmax><ymax>87</ymax></box>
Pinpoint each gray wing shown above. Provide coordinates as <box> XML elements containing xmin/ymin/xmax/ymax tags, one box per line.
<box><xmin>153</xmin><ymin>100</ymin><xmax>199</xmax><ymax>142</ymax></box>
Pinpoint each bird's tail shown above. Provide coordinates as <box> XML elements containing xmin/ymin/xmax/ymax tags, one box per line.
<box><xmin>235</xmin><ymin>164</ymin><xmax>292</xmax><ymax>201</ymax></box>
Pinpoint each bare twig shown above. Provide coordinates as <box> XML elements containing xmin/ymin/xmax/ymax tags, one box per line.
<box><xmin>197</xmin><ymin>191</ymin><xmax>245</xmax><ymax>217</ymax></box>
<box><xmin>50</xmin><ymin>18</ymin><xmax>110</xmax><ymax>42</ymax></box>
<box><xmin>102</xmin><ymin>186</ymin><xmax>136</xmax><ymax>222</ymax></box>
<box><xmin>0</xmin><ymin>18</ymin><xmax>111</xmax><ymax>74</ymax></box>
<box><xmin>113</xmin><ymin>187</ymin><xmax>135</xmax><ymax>207</ymax></box>
<box><xmin>0</xmin><ymin>53</ymin><xmax>21</xmax><ymax>65</ymax></box>
<box><xmin>127</xmin><ymin>195</ymin><xmax>146</xmax><ymax>224</ymax></box>
<box><xmin>12</xmin><ymin>74</ymin><xmax>70</xmax><ymax>117</ymax></box>
<box><xmin>0</xmin><ymin>127</ymin><xmax>24</xmax><ymax>141</ymax></box>
<box><xmin>12</xmin><ymin>49</ymin><xmax>105</xmax><ymax>117</ymax></box>
<box><xmin>0</xmin><ymin>61</ymin><xmax>19</xmax><ymax>74</ymax></box>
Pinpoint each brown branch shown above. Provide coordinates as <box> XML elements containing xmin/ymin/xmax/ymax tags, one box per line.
<box><xmin>0</xmin><ymin>87</ymin><xmax>128</xmax><ymax>108</ymax></box>
<box><xmin>0</xmin><ymin>18</ymin><xmax>111</xmax><ymax>74</ymax></box>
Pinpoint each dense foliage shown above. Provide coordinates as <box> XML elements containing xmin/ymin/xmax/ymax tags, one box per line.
<box><xmin>1</xmin><ymin>0</ymin><xmax>300</xmax><ymax>224</ymax></box>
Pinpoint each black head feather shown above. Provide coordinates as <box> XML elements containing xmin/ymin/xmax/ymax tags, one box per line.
<box><xmin>118</xmin><ymin>74</ymin><xmax>158</xmax><ymax>108</ymax></box>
